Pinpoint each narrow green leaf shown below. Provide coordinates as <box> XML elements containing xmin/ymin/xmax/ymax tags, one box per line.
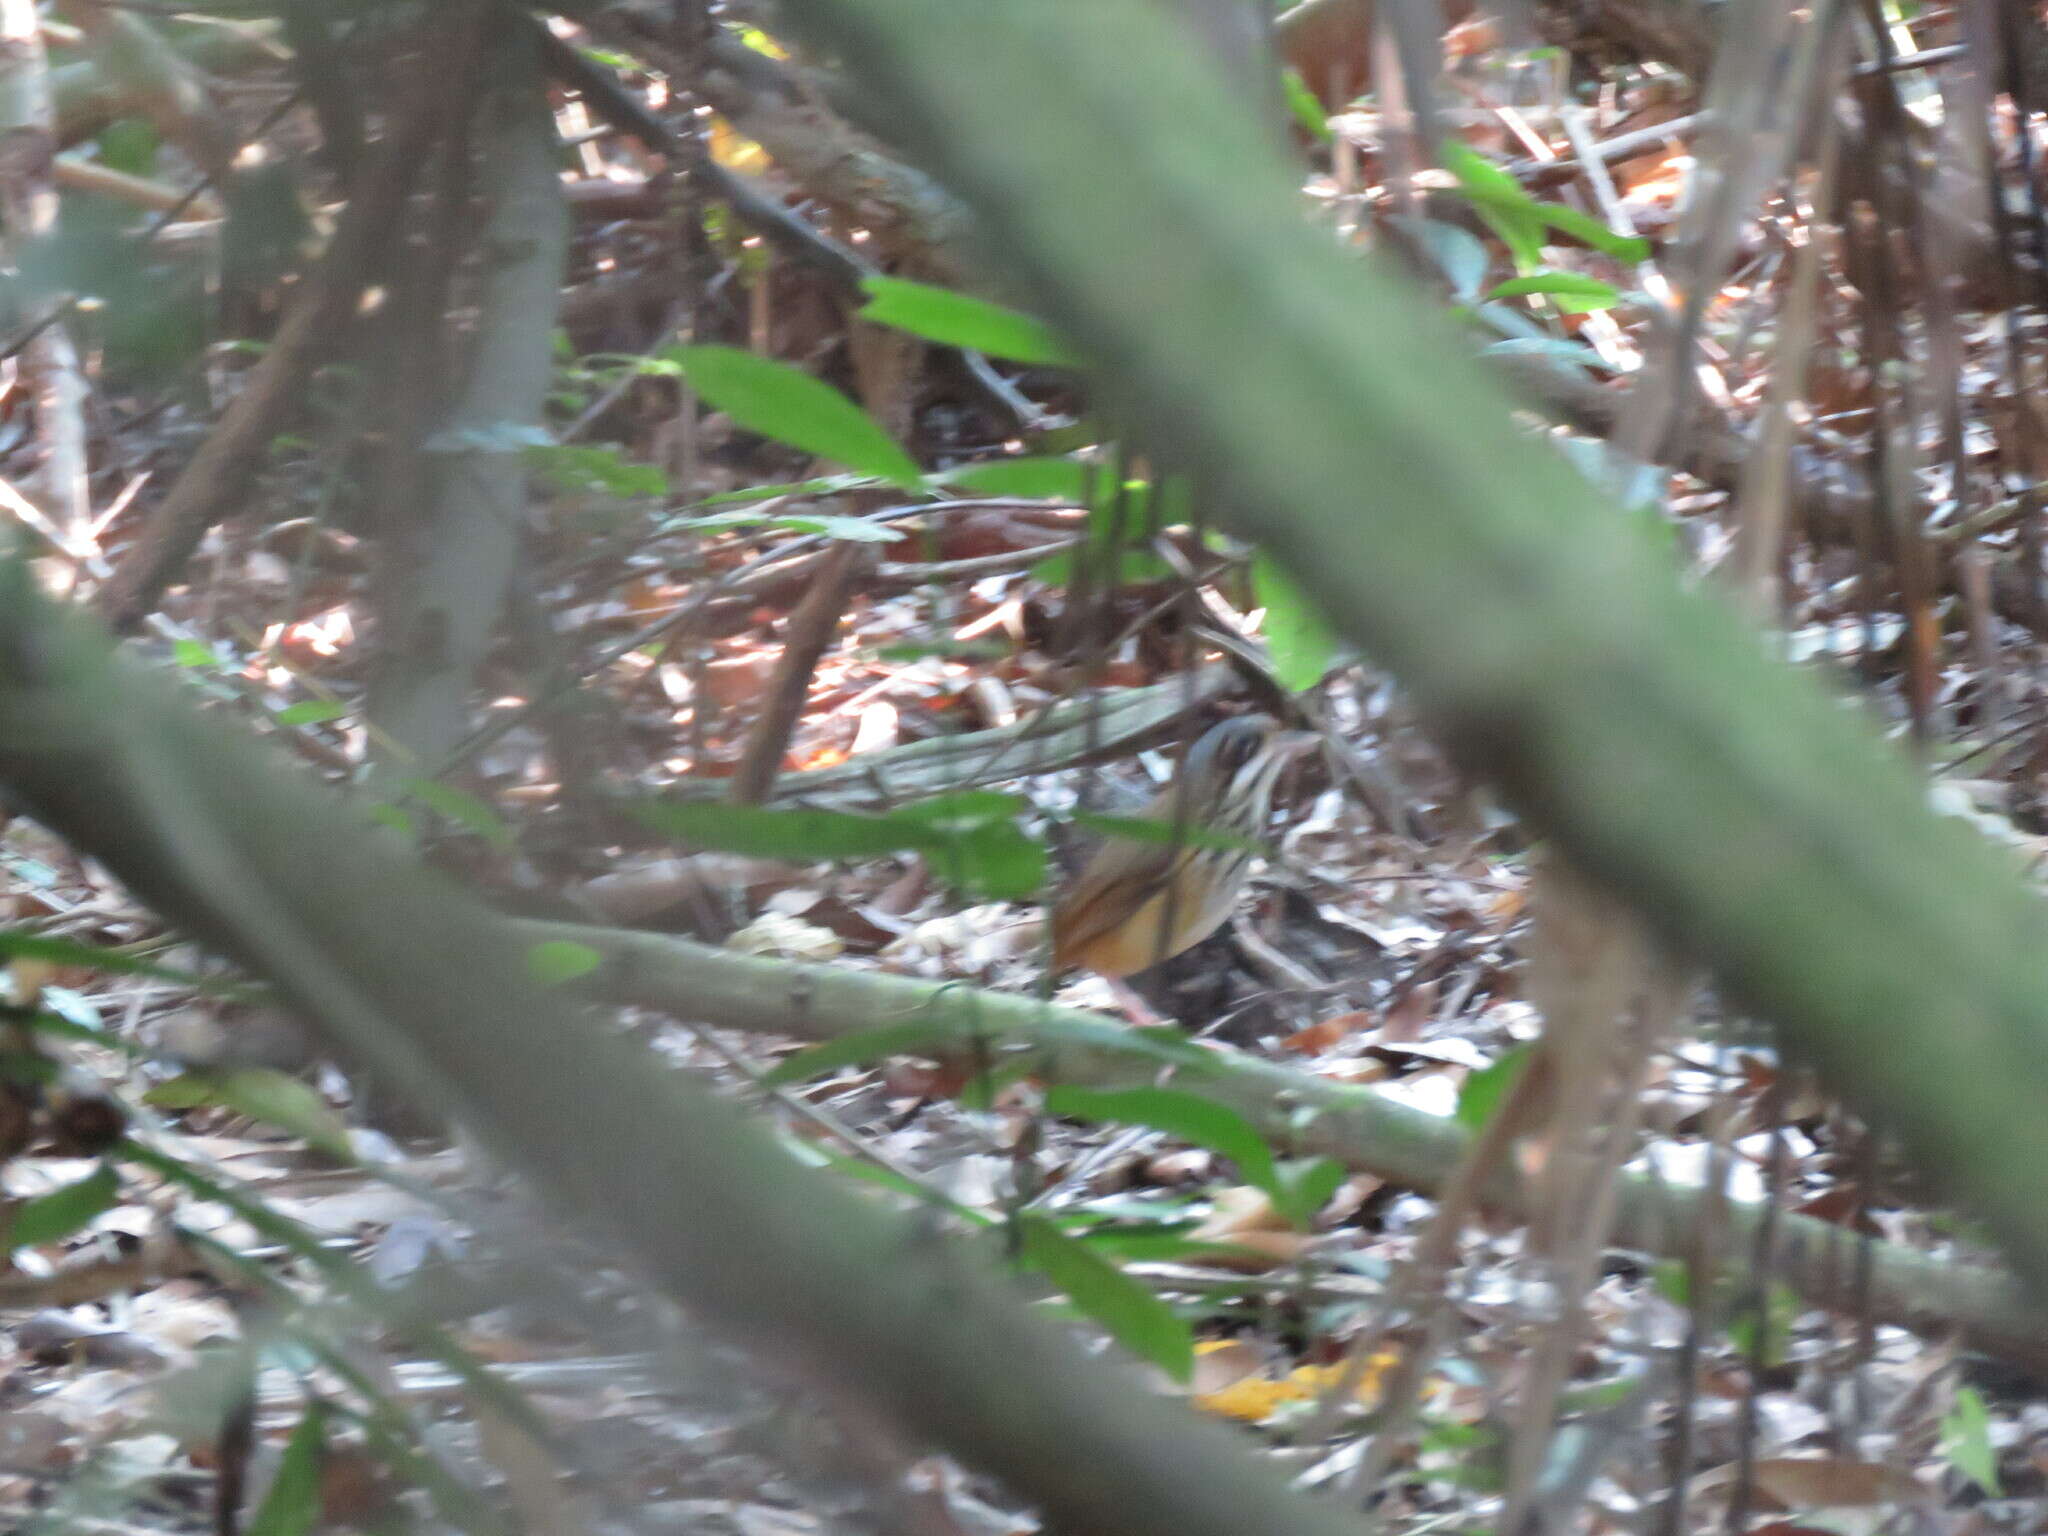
<box><xmin>937</xmin><ymin>455</ymin><xmax>1090</xmax><ymax>500</ymax></box>
<box><xmin>690</xmin><ymin>473</ymin><xmax>870</xmax><ymax>507</ymax></box>
<box><xmin>247</xmin><ymin>1401</ymin><xmax>329</xmax><ymax>1536</ymax></box>
<box><xmin>1016</xmin><ymin>1215</ymin><xmax>1193</xmax><ymax>1381</ymax></box>
<box><xmin>1442</xmin><ymin>141</ymin><xmax>1649</xmax><ymax>267</ymax></box>
<box><xmin>859</xmin><ymin>275</ymin><xmax>1081</xmax><ymax>367</ymax></box>
<box><xmin>11</xmin><ymin>1163</ymin><xmax>119</xmax><ymax>1251</ymax></box>
<box><xmin>680</xmin><ymin>508</ymin><xmax>901</xmax><ymax>542</ymax></box>
<box><xmin>368</xmin><ymin>803</ymin><xmax>415</xmax><ymax>840</ymax></box>
<box><xmin>676</xmin><ymin>344</ymin><xmax>923</xmax><ymax>487</ymax></box>
<box><xmin>760</xmin><ymin>1017</ymin><xmax>966</xmax><ymax>1087</ymax></box>
<box><xmin>1281</xmin><ymin>68</ymin><xmax>1333</xmax><ymax>142</ymax></box>
<box><xmin>1536</xmin><ymin>202</ymin><xmax>1651</xmax><ymax>262</ymax></box>
<box><xmin>797</xmin><ymin>1143</ymin><xmax>989</xmax><ymax>1223</ymax></box>
<box><xmin>873</xmin><ymin>637</ymin><xmax>1010</xmax><ymax>663</ymax></box>
<box><xmin>525</xmin><ymin>442</ymin><xmax>669</xmax><ymax>498</ymax></box>
<box><xmin>146</xmin><ymin>1069</ymin><xmax>353</xmax><ymax>1162</ymax></box>
<box><xmin>1443</xmin><ymin>140</ymin><xmax>1545</xmax><ymax>270</ymax></box>
<box><xmin>399</xmin><ymin>779</ymin><xmax>514</xmax><ymax>852</ymax></box>
<box><xmin>526</xmin><ymin>940</ymin><xmax>601</xmax><ymax>986</ymax></box>
<box><xmin>890</xmin><ymin>790</ymin><xmax>1030</xmax><ymax>829</ymax></box>
<box><xmin>273</xmin><ymin>700</ymin><xmax>350</xmax><ymax>727</ymax></box>
<box><xmin>1073</xmin><ymin>1224</ymin><xmax>1217</xmax><ymax>1263</ymax></box>
<box><xmin>640</xmin><ymin>795</ymin><xmax>1046</xmax><ymax>900</ymax></box>
<box><xmin>1046</xmin><ymin>1085</ymin><xmax>1278</xmax><ymax>1195</ymax></box>
<box><xmin>1488</xmin><ymin>270</ymin><xmax>1622</xmax><ymax>311</ymax></box>
<box><xmin>0</xmin><ymin>930</ymin><xmax>216</xmax><ymax>986</ymax></box>
<box><xmin>1252</xmin><ymin>553</ymin><xmax>1340</xmax><ymax>691</ymax></box>
<box><xmin>1456</xmin><ymin>1045</ymin><xmax>1532</xmax><ymax>1131</ymax></box>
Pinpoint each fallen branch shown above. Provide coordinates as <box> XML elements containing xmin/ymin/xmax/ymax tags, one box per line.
<box><xmin>531</xmin><ymin>916</ymin><xmax>2048</xmax><ymax>1372</ymax></box>
<box><xmin>664</xmin><ymin>660</ymin><xmax>1243</xmax><ymax>808</ymax></box>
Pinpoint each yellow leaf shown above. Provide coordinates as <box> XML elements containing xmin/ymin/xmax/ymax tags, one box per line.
<box><xmin>709</xmin><ymin>117</ymin><xmax>771</xmax><ymax>175</ymax></box>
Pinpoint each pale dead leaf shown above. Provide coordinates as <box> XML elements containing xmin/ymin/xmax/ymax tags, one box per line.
<box><xmin>726</xmin><ymin>913</ymin><xmax>844</xmax><ymax>961</ymax></box>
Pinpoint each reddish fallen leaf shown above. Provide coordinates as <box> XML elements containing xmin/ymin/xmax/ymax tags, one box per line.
<box><xmin>1380</xmin><ymin>983</ymin><xmax>1435</xmax><ymax>1043</ymax></box>
<box><xmin>1790</xmin><ymin>1186</ymin><xmax>1882</xmax><ymax>1235</ymax></box>
<box><xmin>1281</xmin><ymin>1011</ymin><xmax>1368</xmax><ymax>1053</ymax></box>
<box><xmin>701</xmin><ymin>652</ymin><xmax>777</xmax><ymax>708</ymax></box>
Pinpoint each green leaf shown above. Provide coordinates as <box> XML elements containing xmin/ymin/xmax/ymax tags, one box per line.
<box><xmin>173</xmin><ymin>638</ymin><xmax>225</xmax><ymax>669</ymax></box>
<box><xmin>1015</xmin><ymin>1215</ymin><xmax>1193</xmax><ymax>1381</ymax></box>
<box><xmin>10</xmin><ymin>1163</ymin><xmax>118</xmax><ymax>1251</ymax></box>
<box><xmin>146</xmin><ymin>1070</ymin><xmax>353</xmax><ymax>1162</ymax></box>
<box><xmin>797</xmin><ymin>1142</ymin><xmax>987</xmax><ymax>1223</ymax></box>
<box><xmin>1536</xmin><ymin>201</ymin><xmax>1651</xmax><ymax>262</ymax></box>
<box><xmin>1274</xmin><ymin>1156</ymin><xmax>1346</xmax><ymax>1228</ymax></box>
<box><xmin>638</xmin><ymin>796</ymin><xmax>1045</xmax><ymax>901</ymax></box>
<box><xmin>1456</xmin><ymin>1045</ymin><xmax>1532</xmax><ymax>1131</ymax></box>
<box><xmin>273</xmin><ymin>700</ymin><xmax>350</xmax><ymax>727</ymax></box>
<box><xmin>690</xmin><ymin>473</ymin><xmax>871</xmax><ymax>507</ymax></box>
<box><xmin>859</xmin><ymin>275</ymin><xmax>1081</xmax><ymax>368</ymax></box>
<box><xmin>1046</xmin><ymin>1085</ymin><xmax>1279</xmax><ymax>1196</ymax></box>
<box><xmin>873</xmin><ymin>637</ymin><xmax>1010</xmax><ymax>663</ymax></box>
<box><xmin>1726</xmin><ymin>1281</ymin><xmax>1797</xmax><ymax>1370</ymax></box>
<box><xmin>248</xmin><ymin>1401</ymin><xmax>329</xmax><ymax>1536</ymax></box>
<box><xmin>890</xmin><ymin>790</ymin><xmax>1032</xmax><ymax>829</ymax></box>
<box><xmin>1281</xmin><ymin>68</ymin><xmax>1333</xmax><ymax>142</ymax></box>
<box><xmin>1941</xmin><ymin>1385</ymin><xmax>2002</xmax><ymax>1498</ymax></box>
<box><xmin>675</xmin><ymin>344</ymin><xmax>923</xmax><ymax>487</ymax></box>
<box><xmin>0</xmin><ymin>930</ymin><xmax>216</xmax><ymax>986</ymax></box>
<box><xmin>1442</xmin><ymin>140</ymin><xmax>1545</xmax><ymax>270</ymax></box>
<box><xmin>680</xmin><ymin>508</ymin><xmax>902</xmax><ymax>542</ymax></box>
<box><xmin>1648</xmin><ymin>1258</ymin><xmax>1689</xmax><ymax>1306</ymax></box>
<box><xmin>96</xmin><ymin>120</ymin><xmax>160</xmax><ymax>179</ymax></box>
<box><xmin>1252</xmin><ymin>553</ymin><xmax>1340</xmax><ymax>691</ymax></box>
<box><xmin>367</xmin><ymin>803</ymin><xmax>415</xmax><ymax>840</ymax></box>
<box><xmin>937</xmin><ymin>455</ymin><xmax>1090</xmax><ymax>500</ymax></box>
<box><xmin>399</xmin><ymin>779</ymin><xmax>514</xmax><ymax>852</ymax></box>
<box><xmin>1074</xmin><ymin>1224</ymin><xmax>1218</xmax><ymax>1263</ymax></box>
<box><xmin>1488</xmin><ymin>270</ymin><xmax>1622</xmax><ymax>313</ymax></box>
<box><xmin>526</xmin><ymin>442</ymin><xmax>669</xmax><ymax>498</ymax></box>
<box><xmin>761</xmin><ymin>1016</ymin><xmax>968</xmax><ymax>1086</ymax></box>
<box><xmin>945</xmin><ymin>819</ymin><xmax>1047</xmax><ymax>901</ymax></box>
<box><xmin>1441</xmin><ymin>141</ymin><xmax>1649</xmax><ymax>268</ymax></box>
<box><xmin>527</xmin><ymin>940</ymin><xmax>601</xmax><ymax>986</ymax></box>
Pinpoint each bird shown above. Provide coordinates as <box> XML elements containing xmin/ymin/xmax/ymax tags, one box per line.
<box><xmin>1050</xmin><ymin>714</ymin><xmax>1317</xmax><ymax>980</ymax></box>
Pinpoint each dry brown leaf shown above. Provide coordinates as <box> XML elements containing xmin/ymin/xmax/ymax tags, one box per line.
<box><xmin>1188</xmin><ymin>1187</ymin><xmax>1312</xmax><ymax>1270</ymax></box>
<box><xmin>1739</xmin><ymin>1458</ymin><xmax>1928</xmax><ymax>1510</ymax></box>
<box><xmin>702</xmin><ymin>653</ymin><xmax>779</xmax><ymax>709</ymax></box>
